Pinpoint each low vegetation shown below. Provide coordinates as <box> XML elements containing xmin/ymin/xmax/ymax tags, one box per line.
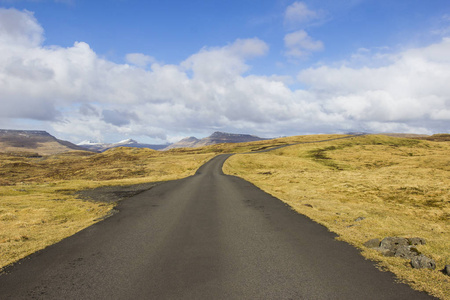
<box><xmin>224</xmin><ymin>134</ymin><xmax>449</xmax><ymax>299</ymax></box>
<box><xmin>0</xmin><ymin>134</ymin><xmax>352</xmax><ymax>270</ymax></box>
<box><xmin>0</xmin><ymin>148</ymin><xmax>216</xmax><ymax>269</ymax></box>
<box><xmin>2</xmin><ymin>133</ymin><xmax>448</xmax><ymax>298</ymax></box>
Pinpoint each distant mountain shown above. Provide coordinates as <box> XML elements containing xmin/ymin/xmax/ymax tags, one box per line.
<box><xmin>164</xmin><ymin>132</ymin><xmax>267</xmax><ymax>150</ymax></box>
<box><xmin>163</xmin><ymin>137</ymin><xmax>199</xmax><ymax>150</ymax></box>
<box><xmin>0</xmin><ymin>129</ymin><xmax>89</xmax><ymax>155</ymax></box>
<box><xmin>77</xmin><ymin>139</ymin><xmax>168</xmax><ymax>152</ymax></box>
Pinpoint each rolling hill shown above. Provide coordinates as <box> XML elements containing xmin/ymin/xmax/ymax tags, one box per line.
<box><xmin>0</xmin><ymin>130</ymin><xmax>89</xmax><ymax>155</ymax></box>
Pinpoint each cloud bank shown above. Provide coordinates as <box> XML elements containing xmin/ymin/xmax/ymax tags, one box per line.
<box><xmin>0</xmin><ymin>8</ymin><xmax>449</xmax><ymax>142</ymax></box>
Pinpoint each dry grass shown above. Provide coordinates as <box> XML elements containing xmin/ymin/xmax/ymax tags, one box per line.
<box><xmin>224</xmin><ymin>134</ymin><xmax>450</xmax><ymax>299</ymax></box>
<box><xmin>413</xmin><ymin>134</ymin><xmax>450</xmax><ymax>142</ymax></box>
<box><xmin>0</xmin><ymin>134</ymin><xmax>350</xmax><ymax>270</ymax></box>
<box><xmin>3</xmin><ymin>133</ymin><xmax>448</xmax><ymax>298</ymax></box>
<box><xmin>0</xmin><ymin>147</ymin><xmax>216</xmax><ymax>269</ymax></box>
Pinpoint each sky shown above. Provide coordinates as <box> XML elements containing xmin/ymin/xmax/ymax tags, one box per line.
<box><xmin>0</xmin><ymin>0</ymin><xmax>449</xmax><ymax>144</ymax></box>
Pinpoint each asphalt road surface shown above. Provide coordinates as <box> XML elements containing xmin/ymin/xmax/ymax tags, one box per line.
<box><xmin>0</xmin><ymin>154</ymin><xmax>433</xmax><ymax>299</ymax></box>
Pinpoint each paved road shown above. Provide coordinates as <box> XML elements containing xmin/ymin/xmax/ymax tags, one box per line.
<box><xmin>0</xmin><ymin>154</ymin><xmax>433</xmax><ymax>299</ymax></box>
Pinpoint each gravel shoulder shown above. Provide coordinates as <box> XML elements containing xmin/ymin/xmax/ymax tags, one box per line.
<box><xmin>75</xmin><ymin>182</ymin><xmax>161</xmax><ymax>204</ymax></box>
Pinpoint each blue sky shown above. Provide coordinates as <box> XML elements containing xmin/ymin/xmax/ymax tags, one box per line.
<box><xmin>0</xmin><ymin>0</ymin><xmax>449</xmax><ymax>143</ymax></box>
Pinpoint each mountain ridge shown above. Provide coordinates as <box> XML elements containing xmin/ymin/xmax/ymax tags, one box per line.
<box><xmin>77</xmin><ymin>139</ymin><xmax>168</xmax><ymax>152</ymax></box>
<box><xmin>0</xmin><ymin>129</ymin><xmax>88</xmax><ymax>155</ymax></box>
<box><xmin>164</xmin><ymin>131</ymin><xmax>267</xmax><ymax>150</ymax></box>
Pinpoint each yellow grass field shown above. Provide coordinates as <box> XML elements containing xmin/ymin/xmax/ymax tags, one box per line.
<box><xmin>224</xmin><ymin>134</ymin><xmax>450</xmax><ymax>299</ymax></box>
<box><xmin>1</xmin><ymin>136</ymin><xmax>318</xmax><ymax>270</ymax></box>
<box><xmin>0</xmin><ymin>148</ymin><xmax>216</xmax><ymax>270</ymax></box>
<box><xmin>1</xmin><ymin>134</ymin><xmax>449</xmax><ymax>298</ymax></box>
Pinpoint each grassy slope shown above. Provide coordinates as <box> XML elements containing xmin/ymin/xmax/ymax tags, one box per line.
<box><xmin>2</xmin><ymin>134</ymin><xmax>449</xmax><ymax>298</ymax></box>
<box><xmin>0</xmin><ymin>135</ymin><xmax>342</xmax><ymax>270</ymax></box>
<box><xmin>0</xmin><ymin>148</ymin><xmax>216</xmax><ymax>269</ymax></box>
<box><xmin>224</xmin><ymin>134</ymin><xmax>450</xmax><ymax>299</ymax></box>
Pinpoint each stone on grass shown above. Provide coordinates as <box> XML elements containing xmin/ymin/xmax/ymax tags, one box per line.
<box><xmin>380</xmin><ymin>237</ymin><xmax>409</xmax><ymax>250</ymax></box>
<box><xmin>411</xmin><ymin>255</ymin><xmax>436</xmax><ymax>270</ymax></box>
<box><xmin>354</xmin><ymin>217</ymin><xmax>366</xmax><ymax>222</ymax></box>
<box><xmin>364</xmin><ymin>238</ymin><xmax>380</xmax><ymax>249</ymax></box>
<box><xmin>407</xmin><ymin>237</ymin><xmax>426</xmax><ymax>246</ymax></box>
<box><xmin>394</xmin><ymin>246</ymin><xmax>419</xmax><ymax>260</ymax></box>
<box><xmin>374</xmin><ymin>237</ymin><xmax>425</xmax><ymax>260</ymax></box>
<box><xmin>443</xmin><ymin>265</ymin><xmax>450</xmax><ymax>276</ymax></box>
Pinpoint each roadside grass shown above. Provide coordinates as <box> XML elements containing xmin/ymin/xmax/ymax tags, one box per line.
<box><xmin>0</xmin><ymin>148</ymin><xmax>216</xmax><ymax>269</ymax></box>
<box><xmin>223</xmin><ymin>134</ymin><xmax>450</xmax><ymax>299</ymax></box>
<box><xmin>0</xmin><ymin>134</ymin><xmax>351</xmax><ymax>270</ymax></box>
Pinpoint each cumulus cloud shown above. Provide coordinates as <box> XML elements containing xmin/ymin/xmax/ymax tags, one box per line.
<box><xmin>283</xmin><ymin>2</ymin><xmax>324</xmax><ymax>59</ymax></box>
<box><xmin>297</xmin><ymin>38</ymin><xmax>450</xmax><ymax>129</ymax></box>
<box><xmin>284</xmin><ymin>30</ymin><xmax>324</xmax><ymax>58</ymax></box>
<box><xmin>0</xmin><ymin>8</ymin><xmax>449</xmax><ymax>143</ymax></box>
<box><xmin>284</xmin><ymin>2</ymin><xmax>319</xmax><ymax>27</ymax></box>
<box><xmin>125</xmin><ymin>53</ymin><xmax>156</xmax><ymax>68</ymax></box>
<box><xmin>0</xmin><ymin>8</ymin><xmax>43</xmax><ymax>47</ymax></box>
<box><xmin>181</xmin><ymin>38</ymin><xmax>268</xmax><ymax>81</ymax></box>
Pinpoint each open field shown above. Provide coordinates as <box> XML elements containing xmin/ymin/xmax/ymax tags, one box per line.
<box><xmin>0</xmin><ymin>147</ymin><xmax>216</xmax><ymax>269</ymax></box>
<box><xmin>2</xmin><ymin>133</ymin><xmax>448</xmax><ymax>298</ymax></box>
<box><xmin>224</xmin><ymin>134</ymin><xmax>450</xmax><ymax>299</ymax></box>
<box><xmin>0</xmin><ymin>134</ymin><xmax>353</xmax><ymax>270</ymax></box>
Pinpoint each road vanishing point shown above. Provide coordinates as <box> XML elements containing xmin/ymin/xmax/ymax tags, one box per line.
<box><xmin>0</xmin><ymin>154</ymin><xmax>434</xmax><ymax>299</ymax></box>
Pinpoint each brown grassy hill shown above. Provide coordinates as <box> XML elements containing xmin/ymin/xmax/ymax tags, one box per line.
<box><xmin>413</xmin><ymin>133</ymin><xmax>450</xmax><ymax>142</ymax></box>
<box><xmin>0</xmin><ymin>130</ymin><xmax>90</xmax><ymax>155</ymax></box>
<box><xmin>380</xmin><ymin>133</ymin><xmax>450</xmax><ymax>142</ymax></box>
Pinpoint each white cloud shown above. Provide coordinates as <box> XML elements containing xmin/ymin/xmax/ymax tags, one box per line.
<box><xmin>284</xmin><ymin>30</ymin><xmax>324</xmax><ymax>58</ymax></box>
<box><xmin>284</xmin><ymin>2</ymin><xmax>319</xmax><ymax>27</ymax></box>
<box><xmin>0</xmin><ymin>8</ymin><xmax>449</xmax><ymax>143</ymax></box>
<box><xmin>297</xmin><ymin>37</ymin><xmax>450</xmax><ymax>128</ymax></box>
<box><xmin>181</xmin><ymin>38</ymin><xmax>268</xmax><ymax>81</ymax></box>
<box><xmin>0</xmin><ymin>8</ymin><xmax>43</xmax><ymax>47</ymax></box>
<box><xmin>125</xmin><ymin>53</ymin><xmax>156</xmax><ymax>68</ymax></box>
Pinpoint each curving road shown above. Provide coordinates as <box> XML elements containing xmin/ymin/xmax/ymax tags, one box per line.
<box><xmin>0</xmin><ymin>154</ymin><xmax>433</xmax><ymax>299</ymax></box>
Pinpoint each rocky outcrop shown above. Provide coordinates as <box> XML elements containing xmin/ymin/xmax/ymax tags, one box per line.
<box><xmin>411</xmin><ymin>255</ymin><xmax>436</xmax><ymax>270</ymax></box>
<box><xmin>363</xmin><ymin>238</ymin><xmax>380</xmax><ymax>248</ymax></box>
<box><xmin>365</xmin><ymin>236</ymin><xmax>436</xmax><ymax>270</ymax></box>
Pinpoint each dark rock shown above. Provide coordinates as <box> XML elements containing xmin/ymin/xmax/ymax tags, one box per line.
<box><xmin>394</xmin><ymin>246</ymin><xmax>419</xmax><ymax>259</ymax></box>
<box><xmin>376</xmin><ymin>237</ymin><xmax>425</xmax><ymax>259</ymax></box>
<box><xmin>411</xmin><ymin>255</ymin><xmax>436</xmax><ymax>270</ymax></box>
<box><xmin>354</xmin><ymin>217</ymin><xmax>365</xmax><ymax>222</ymax></box>
<box><xmin>380</xmin><ymin>237</ymin><xmax>408</xmax><ymax>250</ymax></box>
<box><xmin>364</xmin><ymin>238</ymin><xmax>380</xmax><ymax>249</ymax></box>
<box><xmin>407</xmin><ymin>237</ymin><xmax>426</xmax><ymax>246</ymax></box>
<box><xmin>377</xmin><ymin>247</ymin><xmax>396</xmax><ymax>257</ymax></box>
<box><xmin>303</xmin><ymin>204</ymin><xmax>313</xmax><ymax>208</ymax></box>
<box><xmin>443</xmin><ymin>265</ymin><xmax>450</xmax><ymax>276</ymax></box>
